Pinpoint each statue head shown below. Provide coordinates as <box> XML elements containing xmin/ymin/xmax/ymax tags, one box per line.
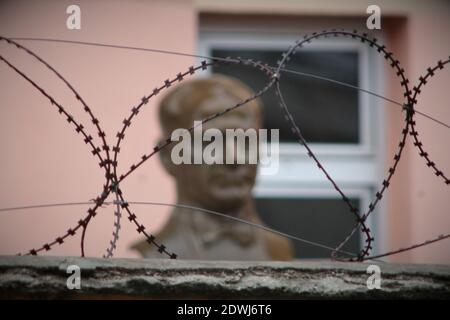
<box><xmin>158</xmin><ymin>74</ymin><xmax>262</xmax><ymax>214</ymax></box>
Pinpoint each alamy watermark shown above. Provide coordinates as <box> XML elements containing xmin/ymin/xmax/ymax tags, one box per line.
<box><xmin>66</xmin><ymin>5</ymin><xmax>81</xmax><ymax>30</ymax></box>
<box><xmin>66</xmin><ymin>264</ymin><xmax>81</xmax><ymax>290</ymax></box>
<box><xmin>366</xmin><ymin>5</ymin><xmax>381</xmax><ymax>30</ymax></box>
<box><xmin>170</xmin><ymin>121</ymin><xmax>279</xmax><ymax>175</ymax></box>
<box><xmin>366</xmin><ymin>264</ymin><xmax>381</xmax><ymax>289</ymax></box>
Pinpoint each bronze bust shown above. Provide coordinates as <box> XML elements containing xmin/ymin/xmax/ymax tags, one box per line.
<box><xmin>132</xmin><ymin>74</ymin><xmax>293</xmax><ymax>260</ymax></box>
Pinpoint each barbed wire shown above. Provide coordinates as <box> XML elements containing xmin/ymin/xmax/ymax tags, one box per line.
<box><xmin>8</xmin><ymin>36</ymin><xmax>449</xmax><ymax>130</ymax></box>
<box><xmin>0</xmin><ymin>29</ymin><xmax>448</xmax><ymax>262</ymax></box>
<box><xmin>0</xmin><ymin>36</ymin><xmax>275</xmax><ymax>259</ymax></box>
<box><xmin>0</xmin><ymin>200</ymin><xmax>363</xmax><ymax>260</ymax></box>
<box><xmin>408</xmin><ymin>58</ymin><xmax>450</xmax><ymax>185</ymax></box>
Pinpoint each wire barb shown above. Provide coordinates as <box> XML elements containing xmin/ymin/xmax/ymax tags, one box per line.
<box><xmin>1</xmin><ymin>30</ymin><xmax>449</xmax><ymax>262</ymax></box>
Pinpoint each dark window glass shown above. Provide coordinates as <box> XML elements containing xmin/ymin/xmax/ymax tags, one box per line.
<box><xmin>255</xmin><ymin>197</ymin><xmax>361</xmax><ymax>258</ymax></box>
<box><xmin>212</xmin><ymin>49</ymin><xmax>359</xmax><ymax>143</ymax></box>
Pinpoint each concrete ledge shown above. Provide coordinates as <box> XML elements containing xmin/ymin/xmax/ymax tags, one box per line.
<box><xmin>0</xmin><ymin>256</ymin><xmax>449</xmax><ymax>299</ymax></box>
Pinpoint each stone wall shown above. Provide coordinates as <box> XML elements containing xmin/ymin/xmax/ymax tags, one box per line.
<box><xmin>0</xmin><ymin>256</ymin><xmax>449</xmax><ymax>299</ymax></box>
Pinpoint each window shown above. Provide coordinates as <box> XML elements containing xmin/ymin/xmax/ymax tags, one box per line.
<box><xmin>255</xmin><ymin>196</ymin><xmax>361</xmax><ymax>258</ymax></box>
<box><xmin>199</xmin><ymin>26</ymin><xmax>386</xmax><ymax>258</ymax></box>
<box><xmin>212</xmin><ymin>49</ymin><xmax>360</xmax><ymax>144</ymax></box>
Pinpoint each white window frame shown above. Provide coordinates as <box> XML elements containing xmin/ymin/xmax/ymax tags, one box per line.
<box><xmin>253</xmin><ymin>184</ymin><xmax>377</xmax><ymax>257</ymax></box>
<box><xmin>198</xmin><ymin>29</ymin><xmax>387</xmax><ymax>256</ymax></box>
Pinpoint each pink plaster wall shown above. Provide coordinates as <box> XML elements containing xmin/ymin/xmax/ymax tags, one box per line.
<box><xmin>0</xmin><ymin>0</ymin><xmax>449</xmax><ymax>263</ymax></box>
<box><xmin>395</xmin><ymin>2</ymin><xmax>450</xmax><ymax>264</ymax></box>
<box><xmin>0</xmin><ymin>0</ymin><xmax>196</xmax><ymax>258</ymax></box>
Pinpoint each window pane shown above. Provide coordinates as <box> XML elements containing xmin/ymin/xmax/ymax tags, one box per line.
<box><xmin>255</xmin><ymin>197</ymin><xmax>361</xmax><ymax>258</ymax></box>
<box><xmin>212</xmin><ymin>49</ymin><xmax>359</xmax><ymax>143</ymax></box>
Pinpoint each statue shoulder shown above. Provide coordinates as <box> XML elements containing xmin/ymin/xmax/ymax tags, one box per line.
<box><xmin>250</xmin><ymin>213</ymin><xmax>295</xmax><ymax>261</ymax></box>
<box><xmin>130</xmin><ymin>211</ymin><xmax>186</xmax><ymax>257</ymax></box>
<box><xmin>263</xmin><ymin>231</ymin><xmax>295</xmax><ymax>261</ymax></box>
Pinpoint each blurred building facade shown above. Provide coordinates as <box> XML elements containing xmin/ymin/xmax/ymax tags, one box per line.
<box><xmin>0</xmin><ymin>0</ymin><xmax>449</xmax><ymax>263</ymax></box>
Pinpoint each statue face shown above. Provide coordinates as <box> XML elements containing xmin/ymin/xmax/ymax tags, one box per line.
<box><xmin>167</xmin><ymin>90</ymin><xmax>260</xmax><ymax>214</ymax></box>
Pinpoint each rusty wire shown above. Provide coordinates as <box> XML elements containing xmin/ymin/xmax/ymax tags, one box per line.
<box><xmin>0</xmin><ymin>29</ymin><xmax>449</xmax><ymax>262</ymax></box>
